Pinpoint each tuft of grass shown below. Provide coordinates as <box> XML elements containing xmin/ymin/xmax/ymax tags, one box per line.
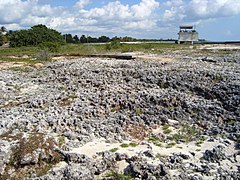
<box><xmin>58</xmin><ymin>94</ymin><xmax>77</xmax><ymax>107</ymax></box>
<box><xmin>162</xmin><ymin>124</ymin><xmax>170</xmax><ymax>130</ymax></box>
<box><xmin>155</xmin><ymin>142</ymin><xmax>162</xmax><ymax>147</ymax></box>
<box><xmin>120</xmin><ymin>143</ymin><xmax>129</xmax><ymax>148</ymax></box>
<box><xmin>111</xmin><ymin>108</ymin><xmax>116</xmax><ymax>112</ymax></box>
<box><xmin>163</xmin><ymin>129</ymin><xmax>172</xmax><ymax>134</ymax></box>
<box><xmin>162</xmin><ymin>124</ymin><xmax>172</xmax><ymax>134</ymax></box>
<box><xmin>195</xmin><ymin>140</ymin><xmax>204</xmax><ymax>147</ymax></box>
<box><xmin>129</xmin><ymin>142</ymin><xmax>138</xmax><ymax>147</ymax></box>
<box><xmin>227</xmin><ymin>119</ymin><xmax>236</xmax><ymax>125</ymax></box>
<box><xmin>168</xmin><ymin>133</ymin><xmax>188</xmax><ymax>143</ymax></box>
<box><xmin>156</xmin><ymin>153</ymin><xmax>167</xmax><ymax>159</ymax></box>
<box><xmin>135</xmin><ymin>108</ymin><xmax>143</xmax><ymax>116</ymax></box>
<box><xmin>166</xmin><ymin>142</ymin><xmax>176</xmax><ymax>148</ymax></box>
<box><xmin>105</xmin><ymin>170</ymin><xmax>132</xmax><ymax>180</ymax></box>
<box><xmin>58</xmin><ymin>136</ymin><xmax>65</xmax><ymax>146</ymax></box>
<box><xmin>35</xmin><ymin>50</ymin><xmax>52</xmax><ymax>61</ymax></box>
<box><xmin>236</xmin><ymin>137</ymin><xmax>240</xmax><ymax>143</ymax></box>
<box><xmin>2</xmin><ymin>131</ymin><xmax>63</xmax><ymax>179</ymax></box>
<box><xmin>180</xmin><ymin>124</ymin><xmax>200</xmax><ymax>142</ymax></box>
<box><xmin>148</xmin><ymin>134</ymin><xmax>164</xmax><ymax>147</ymax></box>
<box><xmin>110</xmin><ymin>148</ymin><xmax>119</xmax><ymax>153</ymax></box>
<box><xmin>158</xmin><ymin>82</ymin><xmax>168</xmax><ymax>89</ymax></box>
<box><xmin>148</xmin><ymin>134</ymin><xmax>161</xmax><ymax>143</ymax></box>
<box><xmin>167</xmin><ymin>106</ymin><xmax>174</xmax><ymax>111</ymax></box>
<box><xmin>213</xmin><ymin>75</ymin><xmax>223</xmax><ymax>82</ymax></box>
<box><xmin>35</xmin><ymin>164</ymin><xmax>53</xmax><ymax>177</ymax></box>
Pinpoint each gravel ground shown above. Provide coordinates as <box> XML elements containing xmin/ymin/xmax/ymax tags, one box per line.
<box><xmin>0</xmin><ymin>49</ymin><xmax>239</xmax><ymax>179</ymax></box>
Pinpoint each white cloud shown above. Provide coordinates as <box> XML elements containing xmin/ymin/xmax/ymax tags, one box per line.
<box><xmin>125</xmin><ymin>20</ymin><xmax>156</xmax><ymax>30</ymax></box>
<box><xmin>164</xmin><ymin>0</ymin><xmax>183</xmax><ymax>7</ymax></box>
<box><xmin>0</xmin><ymin>0</ymin><xmax>29</xmax><ymax>23</ymax></box>
<box><xmin>131</xmin><ymin>0</ymin><xmax>160</xmax><ymax>18</ymax></box>
<box><xmin>163</xmin><ymin>6</ymin><xmax>186</xmax><ymax>22</ymax></box>
<box><xmin>0</xmin><ymin>0</ymin><xmax>63</xmax><ymax>25</ymax></box>
<box><xmin>75</xmin><ymin>0</ymin><xmax>90</xmax><ymax>9</ymax></box>
<box><xmin>85</xmin><ymin>1</ymin><xmax>131</xmax><ymax>20</ymax></box>
<box><xmin>0</xmin><ymin>0</ymin><xmax>240</xmax><ymax>39</ymax></box>
<box><xmin>81</xmin><ymin>0</ymin><xmax>160</xmax><ymax>31</ymax></box>
<box><xmin>163</xmin><ymin>0</ymin><xmax>240</xmax><ymax>22</ymax></box>
<box><xmin>0</xmin><ymin>0</ymin><xmax>160</xmax><ymax>34</ymax></box>
<box><xmin>85</xmin><ymin>0</ymin><xmax>159</xmax><ymax>20</ymax></box>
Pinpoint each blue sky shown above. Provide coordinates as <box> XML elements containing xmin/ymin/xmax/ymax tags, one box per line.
<box><xmin>0</xmin><ymin>0</ymin><xmax>240</xmax><ymax>41</ymax></box>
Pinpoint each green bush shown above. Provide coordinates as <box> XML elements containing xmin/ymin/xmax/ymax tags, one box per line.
<box><xmin>9</xmin><ymin>24</ymin><xmax>64</xmax><ymax>47</ymax></box>
<box><xmin>38</xmin><ymin>42</ymin><xmax>61</xmax><ymax>53</ymax></box>
<box><xmin>105</xmin><ymin>40</ymin><xmax>122</xmax><ymax>50</ymax></box>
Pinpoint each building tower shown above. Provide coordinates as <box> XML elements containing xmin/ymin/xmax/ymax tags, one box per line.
<box><xmin>178</xmin><ymin>26</ymin><xmax>199</xmax><ymax>44</ymax></box>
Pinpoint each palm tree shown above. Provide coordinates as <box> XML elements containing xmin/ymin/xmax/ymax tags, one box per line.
<box><xmin>0</xmin><ymin>26</ymin><xmax>7</xmax><ymax>33</ymax></box>
<box><xmin>0</xmin><ymin>26</ymin><xmax>7</xmax><ymax>45</ymax></box>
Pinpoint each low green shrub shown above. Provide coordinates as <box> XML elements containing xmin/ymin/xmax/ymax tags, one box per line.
<box><xmin>120</xmin><ymin>143</ymin><xmax>129</xmax><ymax>148</ymax></box>
<box><xmin>105</xmin><ymin>40</ymin><xmax>122</xmax><ymax>50</ymax></box>
<box><xmin>110</xmin><ymin>148</ymin><xmax>118</xmax><ymax>153</ymax></box>
<box><xmin>38</xmin><ymin>42</ymin><xmax>61</xmax><ymax>53</ymax></box>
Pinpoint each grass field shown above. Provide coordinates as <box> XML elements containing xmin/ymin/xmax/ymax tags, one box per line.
<box><xmin>0</xmin><ymin>42</ymin><xmax>184</xmax><ymax>65</ymax></box>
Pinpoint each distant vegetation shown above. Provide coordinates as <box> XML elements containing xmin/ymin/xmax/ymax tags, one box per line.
<box><xmin>0</xmin><ymin>24</ymin><xmax>177</xmax><ymax>48</ymax></box>
<box><xmin>0</xmin><ymin>24</ymin><xmax>183</xmax><ymax>63</ymax></box>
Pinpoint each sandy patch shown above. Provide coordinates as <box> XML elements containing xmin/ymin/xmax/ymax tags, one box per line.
<box><xmin>52</xmin><ymin>161</ymin><xmax>68</xmax><ymax>171</ymax></box>
<box><xmin>52</xmin><ymin>56</ymin><xmax>68</xmax><ymax>61</ymax></box>
<box><xmin>0</xmin><ymin>62</ymin><xmax>26</xmax><ymax>70</ymax></box>
<box><xmin>199</xmin><ymin>44</ymin><xmax>240</xmax><ymax>50</ymax></box>
<box><xmin>69</xmin><ymin>135</ymin><xmax>239</xmax><ymax>180</ymax></box>
<box><xmin>135</xmin><ymin>55</ymin><xmax>175</xmax><ymax>62</ymax></box>
<box><xmin>20</xmin><ymin>84</ymin><xmax>39</xmax><ymax>94</ymax></box>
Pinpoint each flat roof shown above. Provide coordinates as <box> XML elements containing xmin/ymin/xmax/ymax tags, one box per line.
<box><xmin>180</xmin><ymin>26</ymin><xmax>193</xmax><ymax>29</ymax></box>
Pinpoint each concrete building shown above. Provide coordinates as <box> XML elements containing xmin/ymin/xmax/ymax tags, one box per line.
<box><xmin>178</xmin><ymin>26</ymin><xmax>198</xmax><ymax>44</ymax></box>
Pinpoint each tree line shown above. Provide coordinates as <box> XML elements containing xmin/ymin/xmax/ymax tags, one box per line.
<box><xmin>0</xmin><ymin>24</ymin><xmax>139</xmax><ymax>47</ymax></box>
<box><xmin>64</xmin><ymin>34</ymin><xmax>137</xmax><ymax>44</ymax></box>
<box><xmin>0</xmin><ymin>24</ymin><xmax>175</xmax><ymax>48</ymax></box>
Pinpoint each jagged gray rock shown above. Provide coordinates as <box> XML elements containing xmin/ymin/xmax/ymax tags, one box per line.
<box><xmin>0</xmin><ymin>50</ymin><xmax>239</xmax><ymax>179</ymax></box>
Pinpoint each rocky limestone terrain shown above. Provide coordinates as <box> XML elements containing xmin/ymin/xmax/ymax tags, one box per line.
<box><xmin>0</xmin><ymin>48</ymin><xmax>239</xmax><ymax>179</ymax></box>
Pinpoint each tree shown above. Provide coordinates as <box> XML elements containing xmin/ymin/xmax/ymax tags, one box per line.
<box><xmin>80</xmin><ymin>35</ymin><xmax>87</xmax><ymax>43</ymax></box>
<box><xmin>98</xmin><ymin>36</ymin><xmax>110</xmax><ymax>43</ymax></box>
<box><xmin>63</xmin><ymin>34</ymin><xmax>74</xmax><ymax>43</ymax></box>
<box><xmin>121</xmin><ymin>36</ymin><xmax>136</xmax><ymax>42</ymax></box>
<box><xmin>111</xmin><ymin>36</ymin><xmax>121</xmax><ymax>42</ymax></box>
<box><xmin>88</xmin><ymin>36</ymin><xmax>98</xmax><ymax>43</ymax></box>
<box><xmin>73</xmin><ymin>35</ymin><xmax>79</xmax><ymax>43</ymax></box>
<box><xmin>0</xmin><ymin>26</ymin><xmax>7</xmax><ymax>33</ymax></box>
<box><xmin>0</xmin><ymin>26</ymin><xmax>7</xmax><ymax>46</ymax></box>
<box><xmin>9</xmin><ymin>24</ymin><xmax>64</xmax><ymax>47</ymax></box>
